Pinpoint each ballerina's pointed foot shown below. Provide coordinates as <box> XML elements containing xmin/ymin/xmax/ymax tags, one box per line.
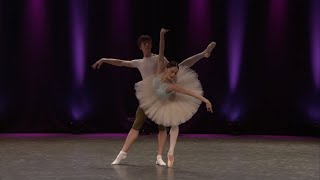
<box><xmin>204</xmin><ymin>42</ymin><xmax>216</xmax><ymax>58</ymax></box>
<box><xmin>167</xmin><ymin>155</ymin><xmax>174</xmax><ymax>168</ymax></box>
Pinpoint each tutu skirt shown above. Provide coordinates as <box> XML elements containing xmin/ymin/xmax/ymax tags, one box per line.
<box><xmin>135</xmin><ymin>66</ymin><xmax>203</xmax><ymax>127</ymax></box>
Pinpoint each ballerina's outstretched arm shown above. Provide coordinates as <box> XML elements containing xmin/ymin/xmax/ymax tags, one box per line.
<box><xmin>167</xmin><ymin>84</ymin><xmax>213</xmax><ymax>113</ymax></box>
<box><xmin>157</xmin><ymin>28</ymin><xmax>170</xmax><ymax>74</ymax></box>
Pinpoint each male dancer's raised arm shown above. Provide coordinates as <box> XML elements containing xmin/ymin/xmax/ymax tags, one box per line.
<box><xmin>92</xmin><ymin>58</ymin><xmax>135</xmax><ymax>69</ymax></box>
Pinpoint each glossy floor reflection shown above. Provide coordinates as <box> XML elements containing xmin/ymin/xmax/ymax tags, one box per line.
<box><xmin>0</xmin><ymin>133</ymin><xmax>319</xmax><ymax>180</ymax></box>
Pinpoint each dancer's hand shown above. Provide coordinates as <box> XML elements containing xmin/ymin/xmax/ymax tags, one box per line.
<box><xmin>169</xmin><ymin>93</ymin><xmax>176</xmax><ymax>101</ymax></box>
<box><xmin>160</xmin><ymin>28</ymin><xmax>170</xmax><ymax>34</ymax></box>
<box><xmin>92</xmin><ymin>59</ymin><xmax>105</xmax><ymax>69</ymax></box>
<box><xmin>204</xmin><ymin>100</ymin><xmax>213</xmax><ymax>113</ymax></box>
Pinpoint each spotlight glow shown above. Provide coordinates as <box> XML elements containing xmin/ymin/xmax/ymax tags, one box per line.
<box><xmin>69</xmin><ymin>0</ymin><xmax>89</xmax><ymax>121</ymax></box>
<box><xmin>227</xmin><ymin>0</ymin><xmax>247</xmax><ymax>93</ymax></box>
<box><xmin>70</xmin><ymin>95</ymin><xmax>90</xmax><ymax>121</ymax></box>
<box><xmin>310</xmin><ymin>0</ymin><xmax>320</xmax><ymax>90</ymax></box>
<box><xmin>304</xmin><ymin>95</ymin><xmax>320</xmax><ymax>123</ymax></box>
<box><xmin>70</xmin><ymin>0</ymin><xmax>87</xmax><ymax>87</ymax></box>
<box><xmin>307</xmin><ymin>106</ymin><xmax>320</xmax><ymax>122</ymax></box>
<box><xmin>222</xmin><ymin>94</ymin><xmax>243</xmax><ymax>122</ymax></box>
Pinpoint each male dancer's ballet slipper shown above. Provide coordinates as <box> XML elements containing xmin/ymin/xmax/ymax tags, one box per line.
<box><xmin>156</xmin><ymin>155</ymin><xmax>166</xmax><ymax>166</ymax></box>
<box><xmin>111</xmin><ymin>151</ymin><xmax>127</xmax><ymax>165</ymax></box>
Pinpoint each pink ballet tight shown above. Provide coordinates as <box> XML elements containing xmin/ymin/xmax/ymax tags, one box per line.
<box><xmin>168</xmin><ymin>126</ymin><xmax>179</xmax><ymax>155</ymax></box>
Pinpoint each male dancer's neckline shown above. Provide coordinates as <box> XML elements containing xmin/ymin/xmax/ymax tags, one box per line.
<box><xmin>143</xmin><ymin>53</ymin><xmax>154</xmax><ymax>59</ymax></box>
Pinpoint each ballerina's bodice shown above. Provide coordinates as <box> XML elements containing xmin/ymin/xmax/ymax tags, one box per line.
<box><xmin>152</xmin><ymin>76</ymin><xmax>175</xmax><ymax>100</ymax></box>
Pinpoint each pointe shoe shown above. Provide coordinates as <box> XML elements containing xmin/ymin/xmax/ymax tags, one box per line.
<box><xmin>167</xmin><ymin>155</ymin><xmax>174</xmax><ymax>168</ymax></box>
<box><xmin>156</xmin><ymin>155</ymin><xmax>166</xmax><ymax>166</ymax></box>
<box><xmin>203</xmin><ymin>42</ymin><xmax>216</xmax><ymax>58</ymax></box>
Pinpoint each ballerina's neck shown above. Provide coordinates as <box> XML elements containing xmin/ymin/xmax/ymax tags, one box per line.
<box><xmin>161</xmin><ymin>74</ymin><xmax>173</xmax><ymax>84</ymax></box>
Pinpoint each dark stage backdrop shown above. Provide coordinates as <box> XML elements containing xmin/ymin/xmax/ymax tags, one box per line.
<box><xmin>0</xmin><ymin>0</ymin><xmax>319</xmax><ymax>136</ymax></box>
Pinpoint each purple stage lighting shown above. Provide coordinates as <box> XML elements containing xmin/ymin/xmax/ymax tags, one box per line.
<box><xmin>108</xmin><ymin>0</ymin><xmax>132</xmax><ymax>53</ymax></box>
<box><xmin>23</xmin><ymin>0</ymin><xmax>49</xmax><ymax>101</ymax></box>
<box><xmin>68</xmin><ymin>1</ymin><xmax>90</xmax><ymax>121</ymax></box>
<box><xmin>110</xmin><ymin>0</ymin><xmax>131</xmax><ymax>34</ymax></box>
<box><xmin>304</xmin><ymin>96</ymin><xmax>320</xmax><ymax>124</ymax></box>
<box><xmin>268</xmin><ymin>0</ymin><xmax>287</xmax><ymax>37</ymax></box>
<box><xmin>307</xmin><ymin>106</ymin><xmax>320</xmax><ymax>122</ymax></box>
<box><xmin>69</xmin><ymin>0</ymin><xmax>87</xmax><ymax>88</ymax></box>
<box><xmin>187</xmin><ymin>0</ymin><xmax>211</xmax><ymax>47</ymax></box>
<box><xmin>26</xmin><ymin>0</ymin><xmax>46</xmax><ymax>40</ymax></box>
<box><xmin>222</xmin><ymin>95</ymin><xmax>243</xmax><ymax>122</ymax></box>
<box><xmin>70</xmin><ymin>96</ymin><xmax>90</xmax><ymax>121</ymax></box>
<box><xmin>310</xmin><ymin>0</ymin><xmax>320</xmax><ymax>90</ymax></box>
<box><xmin>227</xmin><ymin>0</ymin><xmax>247</xmax><ymax>93</ymax></box>
<box><xmin>267</xmin><ymin>0</ymin><xmax>288</xmax><ymax>55</ymax></box>
<box><xmin>24</xmin><ymin>0</ymin><xmax>47</xmax><ymax>59</ymax></box>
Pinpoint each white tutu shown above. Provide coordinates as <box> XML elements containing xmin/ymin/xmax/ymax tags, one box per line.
<box><xmin>135</xmin><ymin>66</ymin><xmax>203</xmax><ymax>127</ymax></box>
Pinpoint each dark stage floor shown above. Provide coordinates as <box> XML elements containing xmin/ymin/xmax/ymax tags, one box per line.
<box><xmin>0</xmin><ymin>133</ymin><xmax>319</xmax><ymax>180</ymax></box>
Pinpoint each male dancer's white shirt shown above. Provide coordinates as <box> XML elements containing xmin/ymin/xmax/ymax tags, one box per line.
<box><xmin>131</xmin><ymin>54</ymin><xmax>168</xmax><ymax>80</ymax></box>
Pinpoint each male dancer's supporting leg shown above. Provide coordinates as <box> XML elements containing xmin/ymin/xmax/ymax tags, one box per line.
<box><xmin>156</xmin><ymin>125</ymin><xmax>167</xmax><ymax>166</ymax></box>
<box><xmin>112</xmin><ymin>107</ymin><xmax>166</xmax><ymax>166</ymax></box>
